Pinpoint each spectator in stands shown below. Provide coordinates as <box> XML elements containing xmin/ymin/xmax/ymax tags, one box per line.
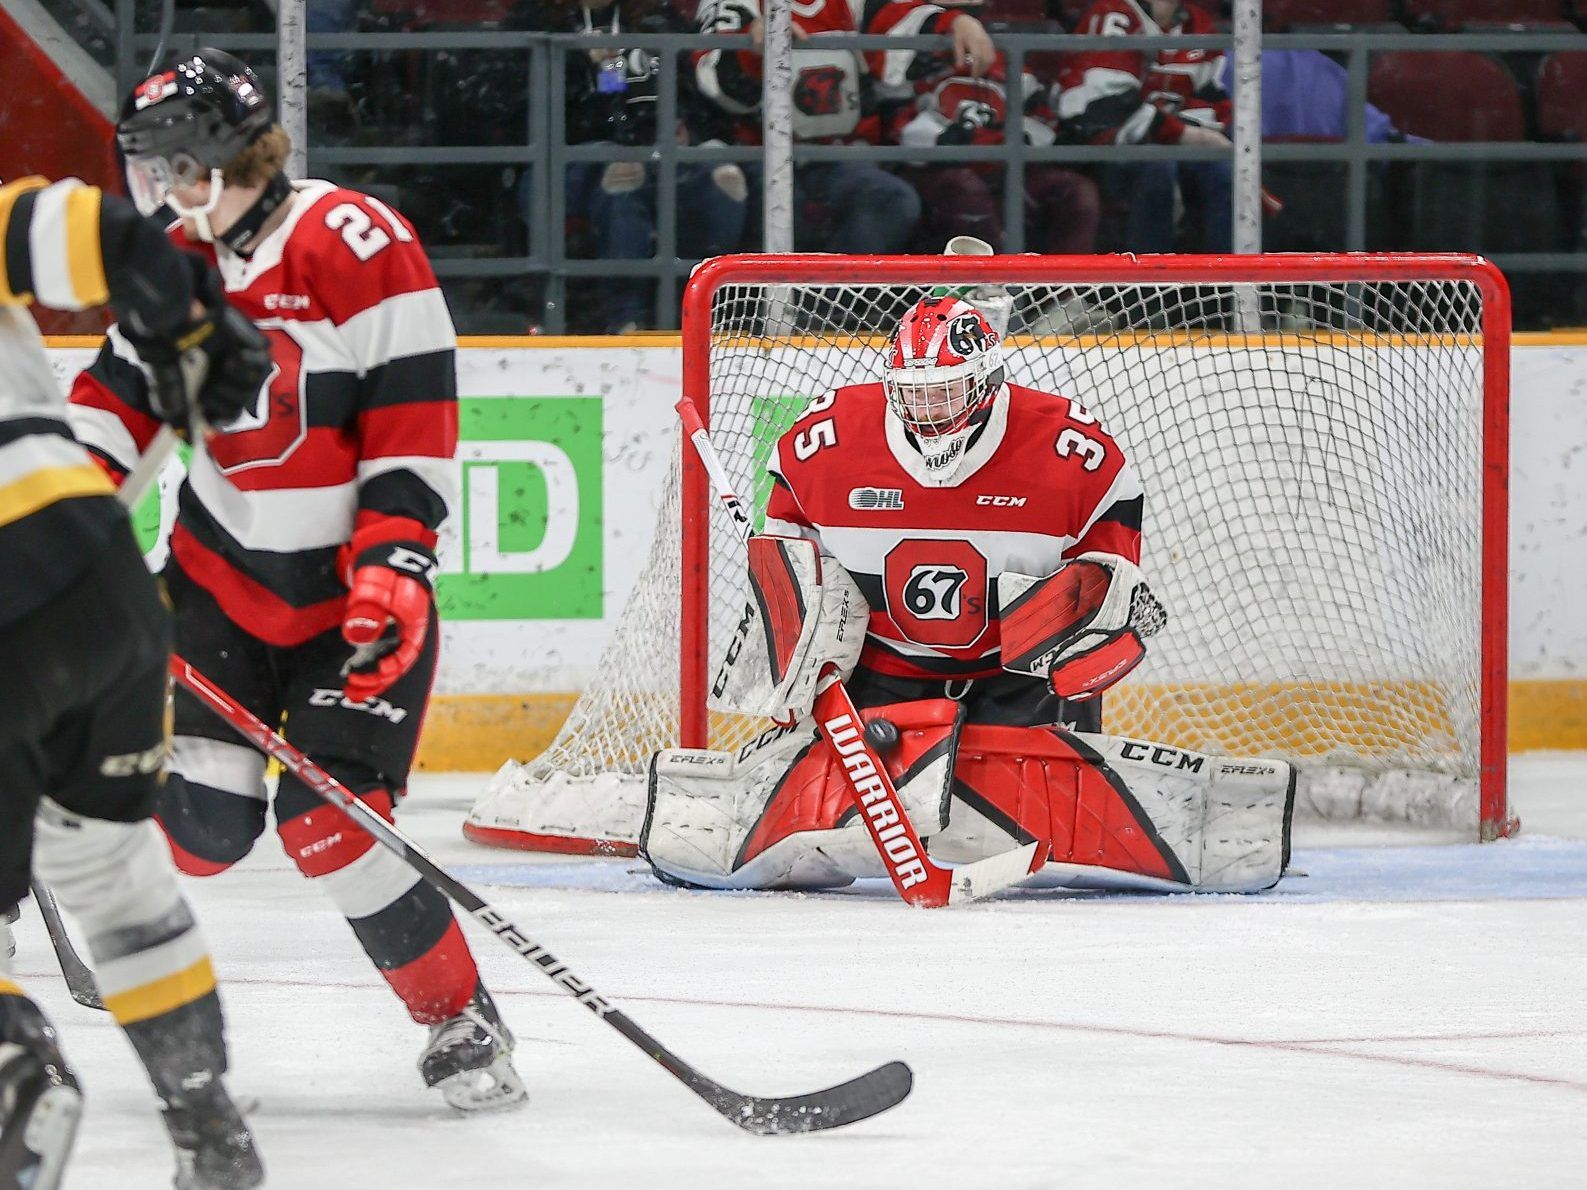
<box><xmin>692</xmin><ymin>0</ymin><xmax>996</xmax><ymax>254</ymax></box>
<box><xmin>891</xmin><ymin>52</ymin><xmax>1100</xmax><ymax>255</ymax></box>
<box><xmin>1219</xmin><ymin>49</ymin><xmax>1426</xmax><ymax>145</ymax></box>
<box><xmin>1055</xmin><ymin>0</ymin><xmax>1232</xmax><ymax>252</ymax></box>
<box><xmin>511</xmin><ymin>0</ymin><xmax>748</xmax><ymax>333</ymax></box>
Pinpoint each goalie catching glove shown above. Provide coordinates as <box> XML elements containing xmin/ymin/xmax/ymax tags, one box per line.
<box><xmin>999</xmin><ymin>552</ymin><xmax>1167</xmax><ymax>700</ymax></box>
<box><xmin>711</xmin><ymin>535</ymin><xmax>869</xmax><ymax>724</ymax></box>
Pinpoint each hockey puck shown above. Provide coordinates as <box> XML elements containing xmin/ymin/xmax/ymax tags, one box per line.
<box><xmin>863</xmin><ymin>717</ymin><xmax>900</xmax><ymax>751</ymax></box>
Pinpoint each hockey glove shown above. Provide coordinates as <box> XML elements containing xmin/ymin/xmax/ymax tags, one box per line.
<box><xmin>998</xmin><ymin>553</ymin><xmax>1167</xmax><ymax>701</ymax></box>
<box><xmin>341</xmin><ymin>541</ymin><xmax>437</xmax><ymax>703</ymax></box>
<box><xmin>124</xmin><ymin>260</ymin><xmax>272</xmax><ymax>434</ymax></box>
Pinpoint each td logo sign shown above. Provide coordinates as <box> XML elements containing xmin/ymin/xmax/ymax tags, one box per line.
<box><xmin>437</xmin><ymin>397</ymin><xmax>603</xmax><ymax>621</ymax></box>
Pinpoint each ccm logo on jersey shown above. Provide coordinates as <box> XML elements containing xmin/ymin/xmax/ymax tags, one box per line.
<box><xmin>976</xmin><ymin>494</ymin><xmax>1027</xmax><ymax>507</ymax></box>
<box><xmin>262</xmin><ymin>293</ymin><xmax>311</xmax><ymax>310</ymax></box>
<box><xmin>99</xmin><ymin>741</ymin><xmax>167</xmax><ymax>778</ymax></box>
<box><xmin>850</xmin><ymin>487</ymin><xmax>905</xmax><ymax>511</ymax></box>
<box><xmin>1119</xmin><ymin>740</ymin><xmax>1205</xmax><ymax>773</ymax></box>
<box><xmin>309</xmin><ymin>688</ymin><xmax>409</xmax><ymax>724</ymax></box>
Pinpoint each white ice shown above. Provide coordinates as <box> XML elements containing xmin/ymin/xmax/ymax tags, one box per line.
<box><xmin>12</xmin><ymin>754</ymin><xmax>1587</xmax><ymax>1190</ymax></box>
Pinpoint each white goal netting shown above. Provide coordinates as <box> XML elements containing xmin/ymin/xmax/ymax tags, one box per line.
<box><xmin>467</xmin><ymin>263</ymin><xmax>1505</xmax><ymax>852</ymax></box>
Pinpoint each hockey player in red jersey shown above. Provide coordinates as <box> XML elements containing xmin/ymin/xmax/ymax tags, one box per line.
<box><xmin>68</xmin><ymin>49</ymin><xmax>525</xmax><ymax>1113</ymax></box>
<box><xmin>641</xmin><ymin>295</ymin><xmax>1294</xmax><ymax>898</ymax></box>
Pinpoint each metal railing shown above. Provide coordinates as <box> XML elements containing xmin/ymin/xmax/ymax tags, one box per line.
<box><xmin>108</xmin><ymin>21</ymin><xmax>1587</xmax><ymax>331</ymax></box>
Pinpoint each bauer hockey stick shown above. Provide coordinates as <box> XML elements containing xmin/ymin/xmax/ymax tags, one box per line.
<box><xmin>675</xmin><ymin>398</ymin><xmax>1043</xmax><ymax>908</ymax></box>
<box><xmin>170</xmin><ymin>655</ymin><xmax>912</xmax><ymax>1134</ymax></box>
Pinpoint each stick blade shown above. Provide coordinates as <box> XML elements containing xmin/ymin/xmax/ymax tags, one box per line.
<box><xmin>946</xmin><ymin>841</ymin><xmax>1044</xmax><ymax>906</ymax></box>
<box><xmin>712</xmin><ymin>1060</ymin><xmax>914</xmax><ymax>1136</ymax></box>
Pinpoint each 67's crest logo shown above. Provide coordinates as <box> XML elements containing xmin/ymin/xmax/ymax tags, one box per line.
<box><xmin>884</xmin><ymin>539</ymin><xmax>989</xmax><ymax>649</ymax></box>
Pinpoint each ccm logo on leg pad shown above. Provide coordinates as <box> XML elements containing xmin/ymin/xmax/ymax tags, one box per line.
<box><xmin>309</xmin><ymin>688</ymin><xmax>409</xmax><ymax>724</ymax></box>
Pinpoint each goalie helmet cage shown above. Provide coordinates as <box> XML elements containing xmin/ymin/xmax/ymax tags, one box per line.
<box><xmin>465</xmin><ymin>253</ymin><xmax>1513</xmax><ymax>855</ymax></box>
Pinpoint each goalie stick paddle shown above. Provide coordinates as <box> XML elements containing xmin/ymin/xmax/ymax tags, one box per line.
<box><xmin>29</xmin><ymin>883</ymin><xmax>103</xmax><ymax>1011</ymax></box>
<box><xmin>675</xmin><ymin>398</ymin><xmax>1045</xmax><ymax>908</ymax></box>
<box><xmin>170</xmin><ymin>655</ymin><xmax>911</xmax><ymax>1135</ymax></box>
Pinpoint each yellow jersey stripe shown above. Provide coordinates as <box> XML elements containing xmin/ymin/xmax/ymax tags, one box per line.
<box><xmin>63</xmin><ymin>184</ymin><xmax>108</xmax><ymax>308</ymax></box>
<box><xmin>0</xmin><ymin>176</ymin><xmax>49</xmax><ymax>305</ymax></box>
<box><xmin>0</xmin><ymin>463</ymin><xmax>113</xmax><ymax>529</ymax></box>
<box><xmin>0</xmin><ymin>978</ymin><xmax>24</xmax><ymax>998</ymax></box>
<box><xmin>103</xmin><ymin>957</ymin><xmax>217</xmax><ymax>1026</ymax></box>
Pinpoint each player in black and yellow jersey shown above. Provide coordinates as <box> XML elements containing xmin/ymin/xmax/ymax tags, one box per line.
<box><xmin>0</xmin><ymin>175</ymin><xmax>270</xmax><ymax>1190</ymax></box>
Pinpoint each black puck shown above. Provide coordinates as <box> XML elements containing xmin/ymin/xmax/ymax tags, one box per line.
<box><xmin>864</xmin><ymin>717</ymin><xmax>900</xmax><ymax>751</ymax></box>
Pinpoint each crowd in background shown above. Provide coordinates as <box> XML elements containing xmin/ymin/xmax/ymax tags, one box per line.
<box><xmin>155</xmin><ymin>0</ymin><xmax>1587</xmax><ymax>331</ymax></box>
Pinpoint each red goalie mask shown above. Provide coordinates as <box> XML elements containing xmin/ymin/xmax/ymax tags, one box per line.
<box><xmin>884</xmin><ymin>296</ymin><xmax>1005</xmax><ymax>440</ymax></box>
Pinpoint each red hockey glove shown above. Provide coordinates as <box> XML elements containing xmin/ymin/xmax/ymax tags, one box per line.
<box><xmin>341</xmin><ymin>541</ymin><xmax>437</xmax><ymax>703</ymax></box>
<box><xmin>998</xmin><ymin>553</ymin><xmax>1167</xmax><ymax>702</ymax></box>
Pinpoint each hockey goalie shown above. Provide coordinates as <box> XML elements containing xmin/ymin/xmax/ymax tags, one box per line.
<box><xmin>641</xmin><ymin>295</ymin><xmax>1294</xmax><ymax>896</ymax></box>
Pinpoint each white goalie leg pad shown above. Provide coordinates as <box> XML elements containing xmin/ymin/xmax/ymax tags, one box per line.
<box><xmin>641</xmin><ymin>720</ymin><xmax>953</xmax><ymax>891</ymax></box>
<box><xmin>32</xmin><ymin>800</ymin><xmax>213</xmax><ymax>1010</ymax></box>
<box><xmin>708</xmin><ymin>535</ymin><xmax>869</xmax><ymax>723</ymax></box>
<box><xmin>932</xmin><ymin>733</ymin><xmax>1294</xmax><ymax>893</ymax></box>
<box><xmin>1075</xmin><ymin>736</ymin><xmax>1293</xmax><ymax>892</ymax></box>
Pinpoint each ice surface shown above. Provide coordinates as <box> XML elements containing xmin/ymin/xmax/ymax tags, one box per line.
<box><xmin>11</xmin><ymin>755</ymin><xmax>1587</xmax><ymax>1189</ymax></box>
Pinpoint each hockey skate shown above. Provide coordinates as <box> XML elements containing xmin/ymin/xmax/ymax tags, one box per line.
<box><xmin>418</xmin><ymin>984</ymin><xmax>526</xmax><ymax>1113</ymax></box>
<box><xmin>0</xmin><ymin>1007</ymin><xmax>82</xmax><ymax>1190</ymax></box>
<box><xmin>160</xmin><ymin>1075</ymin><xmax>264</xmax><ymax>1190</ymax></box>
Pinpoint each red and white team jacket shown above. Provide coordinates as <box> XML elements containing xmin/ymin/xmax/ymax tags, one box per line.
<box><xmin>693</xmin><ymin>0</ymin><xmax>965</xmax><ymax>145</ymax></box>
<box><xmin>1054</xmin><ymin>0</ymin><xmax>1231</xmax><ymax>145</ymax></box>
<box><xmin>68</xmin><ymin>179</ymin><xmax>458</xmax><ymax>648</ymax></box>
<box><xmin>765</xmin><ymin>383</ymin><xmax>1143</xmax><ymax>680</ymax></box>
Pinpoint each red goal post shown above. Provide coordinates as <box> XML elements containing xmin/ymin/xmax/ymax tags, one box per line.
<box><xmin>464</xmin><ymin>251</ymin><xmax>1514</xmax><ymax>854</ymax></box>
<box><xmin>678</xmin><ymin>253</ymin><xmax>1511</xmax><ymax>839</ymax></box>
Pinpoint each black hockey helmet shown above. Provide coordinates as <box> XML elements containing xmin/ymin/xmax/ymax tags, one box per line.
<box><xmin>117</xmin><ymin>48</ymin><xmax>272</xmax><ymax>216</ymax></box>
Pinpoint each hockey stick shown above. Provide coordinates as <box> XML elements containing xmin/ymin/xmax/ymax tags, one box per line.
<box><xmin>28</xmin><ymin>883</ymin><xmax>102</xmax><ymax>1012</ymax></box>
<box><xmin>675</xmin><ymin>398</ymin><xmax>1043</xmax><ymax>908</ymax></box>
<box><xmin>170</xmin><ymin>655</ymin><xmax>911</xmax><ymax>1134</ymax></box>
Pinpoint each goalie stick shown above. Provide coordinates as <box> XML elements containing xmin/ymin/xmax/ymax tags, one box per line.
<box><xmin>170</xmin><ymin>655</ymin><xmax>912</xmax><ymax>1135</ymax></box>
<box><xmin>676</xmin><ymin>397</ymin><xmax>1044</xmax><ymax>908</ymax></box>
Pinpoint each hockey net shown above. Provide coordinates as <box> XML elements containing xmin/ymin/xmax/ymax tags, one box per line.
<box><xmin>466</xmin><ymin>254</ymin><xmax>1511</xmax><ymax>854</ymax></box>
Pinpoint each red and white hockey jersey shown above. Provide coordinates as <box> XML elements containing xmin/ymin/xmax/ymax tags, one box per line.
<box><xmin>69</xmin><ymin>179</ymin><xmax>458</xmax><ymax>647</ymax></box>
<box><xmin>765</xmin><ymin>383</ymin><xmax>1142</xmax><ymax>681</ymax></box>
<box><xmin>889</xmin><ymin>54</ymin><xmax>1058</xmax><ymax>161</ymax></box>
<box><xmin>693</xmin><ymin>0</ymin><xmax>965</xmax><ymax>144</ymax></box>
<box><xmin>1055</xmin><ymin>0</ymin><xmax>1231</xmax><ymax>145</ymax></box>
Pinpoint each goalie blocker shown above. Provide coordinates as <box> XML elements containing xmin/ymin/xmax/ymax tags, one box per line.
<box><xmin>642</xmin><ymin>699</ymin><xmax>1295</xmax><ymax>896</ymax></box>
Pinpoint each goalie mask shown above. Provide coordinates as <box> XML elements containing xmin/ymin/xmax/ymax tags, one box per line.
<box><xmin>884</xmin><ymin>297</ymin><xmax>1006</xmax><ymax>475</ymax></box>
<box><xmin>118</xmin><ymin>49</ymin><xmax>275</xmax><ymax>248</ymax></box>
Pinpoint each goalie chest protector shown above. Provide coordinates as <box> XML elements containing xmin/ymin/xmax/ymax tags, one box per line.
<box><xmin>765</xmin><ymin>383</ymin><xmax>1143</xmax><ymax>681</ymax></box>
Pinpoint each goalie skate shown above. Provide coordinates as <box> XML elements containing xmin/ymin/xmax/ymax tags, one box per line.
<box><xmin>419</xmin><ymin>985</ymin><xmax>527</xmax><ymax>1114</ymax></box>
<box><xmin>0</xmin><ymin>1039</ymin><xmax>81</xmax><ymax>1190</ymax></box>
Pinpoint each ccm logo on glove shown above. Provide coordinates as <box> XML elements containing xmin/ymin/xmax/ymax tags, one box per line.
<box><xmin>341</xmin><ymin>540</ymin><xmax>437</xmax><ymax>703</ymax></box>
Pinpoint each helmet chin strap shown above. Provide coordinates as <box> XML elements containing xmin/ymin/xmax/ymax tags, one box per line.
<box><xmin>216</xmin><ymin>170</ymin><xmax>292</xmax><ymax>255</ymax></box>
<box><xmin>167</xmin><ymin>167</ymin><xmax>226</xmax><ymax>243</ymax></box>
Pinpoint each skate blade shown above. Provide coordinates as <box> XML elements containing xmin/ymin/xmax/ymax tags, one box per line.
<box><xmin>20</xmin><ymin>1081</ymin><xmax>83</xmax><ymax>1190</ymax></box>
<box><xmin>437</xmin><ymin>1058</ymin><xmax>528</xmax><ymax>1115</ymax></box>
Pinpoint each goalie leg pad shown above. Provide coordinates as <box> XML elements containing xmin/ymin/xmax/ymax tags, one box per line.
<box><xmin>934</xmin><ymin>727</ymin><xmax>1294</xmax><ymax>892</ymax></box>
<box><xmin>641</xmin><ymin>700</ymin><xmax>960</xmax><ymax>891</ymax></box>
